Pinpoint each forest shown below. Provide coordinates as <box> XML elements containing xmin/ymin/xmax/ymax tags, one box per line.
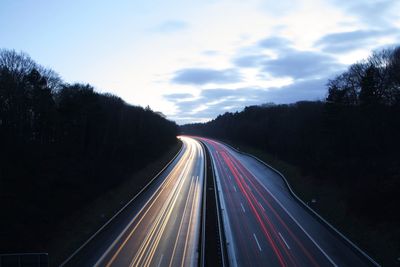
<box><xmin>182</xmin><ymin>46</ymin><xmax>400</xmax><ymax>262</ymax></box>
<box><xmin>0</xmin><ymin>49</ymin><xmax>178</xmax><ymax>252</ymax></box>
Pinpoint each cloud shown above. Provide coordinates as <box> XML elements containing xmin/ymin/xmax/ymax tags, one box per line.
<box><xmin>315</xmin><ymin>29</ymin><xmax>395</xmax><ymax>53</ymax></box>
<box><xmin>163</xmin><ymin>93</ymin><xmax>193</xmax><ymax>101</ymax></box>
<box><xmin>233</xmin><ymin>55</ymin><xmax>264</xmax><ymax>68</ymax></box>
<box><xmin>258</xmin><ymin>37</ymin><xmax>292</xmax><ymax>50</ymax></box>
<box><xmin>330</xmin><ymin>0</ymin><xmax>399</xmax><ymax>28</ymax></box>
<box><xmin>232</xmin><ymin>36</ymin><xmax>343</xmax><ymax>79</ymax></box>
<box><xmin>152</xmin><ymin>20</ymin><xmax>188</xmax><ymax>33</ymax></box>
<box><xmin>171</xmin><ymin>68</ymin><xmax>242</xmax><ymax>85</ymax></box>
<box><xmin>165</xmin><ymin>78</ymin><xmax>329</xmax><ymax>124</ymax></box>
<box><xmin>261</xmin><ymin>77</ymin><xmax>328</xmax><ymax>103</ymax></box>
<box><xmin>261</xmin><ymin>50</ymin><xmax>343</xmax><ymax>79</ymax></box>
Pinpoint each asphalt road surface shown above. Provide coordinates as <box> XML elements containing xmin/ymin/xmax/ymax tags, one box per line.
<box><xmin>199</xmin><ymin>137</ymin><xmax>375</xmax><ymax>267</ymax></box>
<box><xmin>62</xmin><ymin>136</ymin><xmax>204</xmax><ymax>267</ymax></box>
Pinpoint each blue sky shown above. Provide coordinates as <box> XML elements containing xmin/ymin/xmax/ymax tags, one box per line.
<box><xmin>1</xmin><ymin>0</ymin><xmax>399</xmax><ymax>124</ymax></box>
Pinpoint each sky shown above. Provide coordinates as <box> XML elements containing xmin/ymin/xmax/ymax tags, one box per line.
<box><xmin>1</xmin><ymin>0</ymin><xmax>399</xmax><ymax>124</ymax></box>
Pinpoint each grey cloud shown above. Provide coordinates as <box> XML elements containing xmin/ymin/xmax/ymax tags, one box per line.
<box><xmin>233</xmin><ymin>37</ymin><xmax>292</xmax><ymax>68</ymax></box>
<box><xmin>172</xmin><ymin>68</ymin><xmax>241</xmax><ymax>85</ymax></box>
<box><xmin>174</xmin><ymin>99</ymin><xmax>204</xmax><ymax>112</ymax></box>
<box><xmin>233</xmin><ymin>37</ymin><xmax>343</xmax><ymax>79</ymax></box>
<box><xmin>165</xmin><ymin>88</ymin><xmax>266</xmax><ymax>124</ymax></box>
<box><xmin>231</xmin><ymin>46</ymin><xmax>266</xmax><ymax>68</ymax></box>
<box><xmin>233</xmin><ymin>55</ymin><xmax>264</xmax><ymax>68</ymax></box>
<box><xmin>163</xmin><ymin>93</ymin><xmax>193</xmax><ymax>101</ymax></box>
<box><xmin>330</xmin><ymin>0</ymin><xmax>399</xmax><ymax>28</ymax></box>
<box><xmin>258</xmin><ymin>37</ymin><xmax>292</xmax><ymax>49</ymax></box>
<box><xmin>165</xmin><ymin>78</ymin><xmax>329</xmax><ymax>124</ymax></box>
<box><xmin>316</xmin><ymin>29</ymin><xmax>395</xmax><ymax>53</ymax></box>
<box><xmin>262</xmin><ymin>78</ymin><xmax>327</xmax><ymax>103</ymax></box>
<box><xmin>201</xmin><ymin>88</ymin><xmax>264</xmax><ymax>100</ymax></box>
<box><xmin>261</xmin><ymin>50</ymin><xmax>343</xmax><ymax>79</ymax></box>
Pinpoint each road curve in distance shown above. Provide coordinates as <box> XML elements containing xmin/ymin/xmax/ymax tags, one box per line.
<box><xmin>199</xmin><ymin>137</ymin><xmax>375</xmax><ymax>267</ymax></box>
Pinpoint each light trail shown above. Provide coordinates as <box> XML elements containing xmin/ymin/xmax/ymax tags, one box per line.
<box><xmin>95</xmin><ymin>136</ymin><xmax>204</xmax><ymax>267</ymax></box>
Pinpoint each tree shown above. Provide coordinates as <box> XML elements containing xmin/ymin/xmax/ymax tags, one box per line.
<box><xmin>359</xmin><ymin>65</ymin><xmax>381</xmax><ymax>106</ymax></box>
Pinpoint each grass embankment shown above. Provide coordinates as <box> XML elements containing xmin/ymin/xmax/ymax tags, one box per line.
<box><xmin>229</xmin><ymin>143</ymin><xmax>399</xmax><ymax>266</ymax></box>
<box><xmin>49</xmin><ymin>141</ymin><xmax>182</xmax><ymax>265</ymax></box>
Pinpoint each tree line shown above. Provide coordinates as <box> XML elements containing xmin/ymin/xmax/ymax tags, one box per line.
<box><xmin>0</xmin><ymin>49</ymin><xmax>178</xmax><ymax>251</ymax></box>
<box><xmin>182</xmin><ymin>46</ymin><xmax>400</xmax><ymax>224</ymax></box>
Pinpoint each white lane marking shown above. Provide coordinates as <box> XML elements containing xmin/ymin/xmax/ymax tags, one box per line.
<box><xmin>157</xmin><ymin>254</ymin><xmax>164</xmax><ymax>267</ymax></box>
<box><xmin>240</xmin><ymin>202</ymin><xmax>246</xmax><ymax>213</ymax></box>
<box><xmin>258</xmin><ymin>201</ymin><xmax>265</xmax><ymax>211</ymax></box>
<box><xmin>253</xmin><ymin>233</ymin><xmax>262</xmax><ymax>251</ymax></box>
<box><xmin>278</xmin><ymin>232</ymin><xmax>291</xmax><ymax>250</ymax></box>
<box><xmin>233</xmin><ymin>185</ymin><xmax>237</xmax><ymax>192</ymax></box>
<box><xmin>168</xmin><ymin>178</ymin><xmax>195</xmax><ymax>266</ymax></box>
<box><xmin>228</xmin><ymin>175</ymin><xmax>232</xmax><ymax>180</ymax></box>
<box><xmin>247</xmin><ymin>169</ymin><xmax>338</xmax><ymax>267</ymax></box>
<box><xmin>181</xmin><ymin>175</ymin><xmax>200</xmax><ymax>267</ymax></box>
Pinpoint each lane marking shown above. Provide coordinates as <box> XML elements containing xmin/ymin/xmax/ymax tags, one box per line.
<box><xmin>181</xmin><ymin>175</ymin><xmax>200</xmax><ymax>267</ymax></box>
<box><xmin>240</xmin><ymin>202</ymin><xmax>246</xmax><ymax>213</ymax></box>
<box><xmin>245</xmin><ymin>166</ymin><xmax>338</xmax><ymax>267</ymax></box>
<box><xmin>168</xmin><ymin>178</ymin><xmax>195</xmax><ymax>266</ymax></box>
<box><xmin>258</xmin><ymin>201</ymin><xmax>265</xmax><ymax>211</ymax></box>
<box><xmin>226</xmin><ymin>154</ymin><xmax>320</xmax><ymax>266</ymax></box>
<box><xmin>278</xmin><ymin>232</ymin><xmax>291</xmax><ymax>250</ymax></box>
<box><xmin>157</xmin><ymin>254</ymin><xmax>164</xmax><ymax>267</ymax></box>
<box><xmin>253</xmin><ymin>233</ymin><xmax>262</xmax><ymax>251</ymax></box>
<box><xmin>233</xmin><ymin>185</ymin><xmax>237</xmax><ymax>192</ymax></box>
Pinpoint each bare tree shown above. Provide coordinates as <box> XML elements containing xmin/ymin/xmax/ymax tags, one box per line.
<box><xmin>0</xmin><ymin>49</ymin><xmax>36</xmax><ymax>81</ymax></box>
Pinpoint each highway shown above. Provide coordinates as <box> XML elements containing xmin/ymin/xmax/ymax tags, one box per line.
<box><xmin>62</xmin><ymin>136</ymin><xmax>205</xmax><ymax>267</ymax></box>
<box><xmin>199</xmin><ymin>137</ymin><xmax>375</xmax><ymax>267</ymax></box>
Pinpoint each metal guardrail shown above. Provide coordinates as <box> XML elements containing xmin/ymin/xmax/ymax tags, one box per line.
<box><xmin>0</xmin><ymin>253</ymin><xmax>48</xmax><ymax>267</ymax></box>
<box><xmin>197</xmin><ymin>139</ymin><xmax>231</xmax><ymax>267</ymax></box>
<box><xmin>198</xmin><ymin>141</ymin><xmax>207</xmax><ymax>267</ymax></box>
<box><xmin>219</xmin><ymin>139</ymin><xmax>381</xmax><ymax>267</ymax></box>
<box><xmin>209</xmin><ymin>146</ymin><xmax>228</xmax><ymax>267</ymax></box>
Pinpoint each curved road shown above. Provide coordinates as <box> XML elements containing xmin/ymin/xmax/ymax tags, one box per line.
<box><xmin>199</xmin><ymin>137</ymin><xmax>375</xmax><ymax>267</ymax></box>
<box><xmin>62</xmin><ymin>136</ymin><xmax>204</xmax><ymax>267</ymax></box>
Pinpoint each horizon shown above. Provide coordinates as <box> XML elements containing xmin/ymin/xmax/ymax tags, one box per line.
<box><xmin>1</xmin><ymin>0</ymin><xmax>399</xmax><ymax>124</ymax></box>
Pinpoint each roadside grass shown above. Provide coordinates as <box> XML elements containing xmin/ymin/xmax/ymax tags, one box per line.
<box><xmin>228</xmin><ymin>143</ymin><xmax>399</xmax><ymax>266</ymax></box>
<box><xmin>48</xmin><ymin>141</ymin><xmax>182</xmax><ymax>266</ymax></box>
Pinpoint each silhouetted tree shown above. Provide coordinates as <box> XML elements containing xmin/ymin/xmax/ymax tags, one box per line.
<box><xmin>0</xmin><ymin>49</ymin><xmax>178</xmax><ymax>253</ymax></box>
<box><xmin>182</xmin><ymin>46</ymin><xmax>400</xmax><ymax>227</ymax></box>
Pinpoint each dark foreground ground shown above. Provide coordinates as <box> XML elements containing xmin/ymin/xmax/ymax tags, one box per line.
<box><xmin>0</xmin><ymin>142</ymin><xmax>181</xmax><ymax>266</ymax></box>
